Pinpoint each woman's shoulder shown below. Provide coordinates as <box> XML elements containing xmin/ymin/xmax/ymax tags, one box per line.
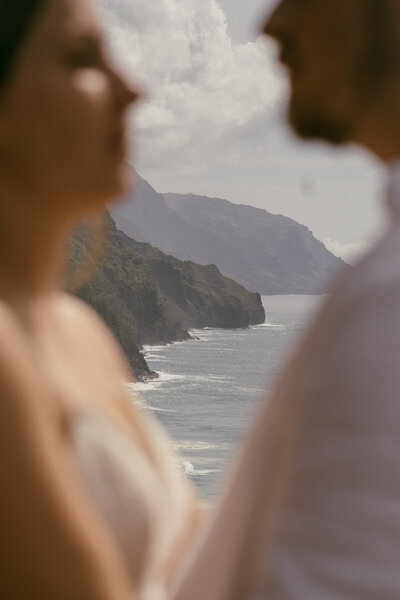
<box><xmin>0</xmin><ymin>301</ymin><xmax>38</xmax><ymax>385</ymax></box>
<box><xmin>54</xmin><ymin>292</ymin><xmax>133</xmax><ymax>379</ymax></box>
<box><xmin>0</xmin><ymin>302</ymin><xmax>59</xmax><ymax>431</ymax></box>
<box><xmin>55</xmin><ymin>291</ymin><xmax>108</xmax><ymax>325</ymax></box>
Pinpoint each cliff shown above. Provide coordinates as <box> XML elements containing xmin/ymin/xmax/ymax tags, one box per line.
<box><xmin>110</xmin><ymin>169</ymin><xmax>344</xmax><ymax>295</ymax></box>
<box><xmin>68</xmin><ymin>214</ymin><xmax>265</xmax><ymax>380</ymax></box>
<box><xmin>121</xmin><ymin>234</ymin><xmax>265</xmax><ymax>330</ymax></box>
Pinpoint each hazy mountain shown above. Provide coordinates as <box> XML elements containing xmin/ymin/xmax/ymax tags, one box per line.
<box><xmin>110</xmin><ymin>170</ymin><xmax>344</xmax><ymax>295</ymax></box>
<box><xmin>70</xmin><ymin>214</ymin><xmax>264</xmax><ymax>380</ymax></box>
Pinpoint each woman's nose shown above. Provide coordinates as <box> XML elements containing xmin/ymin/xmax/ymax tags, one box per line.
<box><xmin>123</xmin><ymin>80</ymin><xmax>142</xmax><ymax>106</ymax></box>
<box><xmin>110</xmin><ymin>68</ymin><xmax>143</xmax><ymax>111</ymax></box>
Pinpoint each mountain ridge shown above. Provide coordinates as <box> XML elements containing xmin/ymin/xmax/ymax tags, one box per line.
<box><xmin>111</xmin><ymin>169</ymin><xmax>344</xmax><ymax>295</ymax></box>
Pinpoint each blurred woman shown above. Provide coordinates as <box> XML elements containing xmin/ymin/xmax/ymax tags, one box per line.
<box><xmin>0</xmin><ymin>1</ymin><xmax>201</xmax><ymax>598</ymax></box>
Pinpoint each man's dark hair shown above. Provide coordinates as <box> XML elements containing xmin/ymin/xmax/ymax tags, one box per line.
<box><xmin>0</xmin><ymin>0</ymin><xmax>44</xmax><ymax>92</ymax></box>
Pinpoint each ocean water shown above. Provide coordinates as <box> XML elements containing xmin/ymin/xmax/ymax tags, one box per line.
<box><xmin>130</xmin><ymin>295</ymin><xmax>324</xmax><ymax>503</ymax></box>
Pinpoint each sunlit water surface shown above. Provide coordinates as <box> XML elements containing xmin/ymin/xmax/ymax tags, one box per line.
<box><xmin>130</xmin><ymin>295</ymin><xmax>323</xmax><ymax>503</ymax></box>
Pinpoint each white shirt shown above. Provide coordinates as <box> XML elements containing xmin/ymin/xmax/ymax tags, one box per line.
<box><xmin>259</xmin><ymin>161</ymin><xmax>400</xmax><ymax>599</ymax></box>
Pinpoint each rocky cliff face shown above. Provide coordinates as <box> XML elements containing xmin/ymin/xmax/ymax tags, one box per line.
<box><xmin>110</xmin><ymin>169</ymin><xmax>344</xmax><ymax>295</ymax></box>
<box><xmin>122</xmin><ymin>234</ymin><xmax>265</xmax><ymax>330</ymax></box>
<box><xmin>69</xmin><ymin>214</ymin><xmax>265</xmax><ymax>380</ymax></box>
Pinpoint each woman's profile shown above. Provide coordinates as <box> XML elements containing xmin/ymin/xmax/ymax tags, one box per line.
<box><xmin>0</xmin><ymin>0</ymin><xmax>201</xmax><ymax>597</ymax></box>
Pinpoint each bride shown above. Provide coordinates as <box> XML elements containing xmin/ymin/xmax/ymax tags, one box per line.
<box><xmin>0</xmin><ymin>0</ymin><xmax>202</xmax><ymax>597</ymax></box>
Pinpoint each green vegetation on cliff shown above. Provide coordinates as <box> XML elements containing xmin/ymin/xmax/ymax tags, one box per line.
<box><xmin>111</xmin><ymin>170</ymin><xmax>344</xmax><ymax>295</ymax></box>
<box><xmin>68</xmin><ymin>213</ymin><xmax>265</xmax><ymax>380</ymax></box>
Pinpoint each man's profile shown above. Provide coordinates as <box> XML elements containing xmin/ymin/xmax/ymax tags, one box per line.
<box><xmin>265</xmin><ymin>0</ymin><xmax>400</xmax><ymax>155</ymax></box>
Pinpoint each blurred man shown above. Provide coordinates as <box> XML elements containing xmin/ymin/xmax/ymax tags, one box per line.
<box><xmin>173</xmin><ymin>2</ymin><xmax>400</xmax><ymax>599</ymax></box>
<box><xmin>265</xmin><ymin>0</ymin><xmax>400</xmax><ymax>155</ymax></box>
<box><xmin>251</xmin><ymin>0</ymin><xmax>400</xmax><ymax>597</ymax></box>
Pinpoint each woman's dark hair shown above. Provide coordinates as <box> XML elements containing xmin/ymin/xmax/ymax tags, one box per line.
<box><xmin>0</xmin><ymin>0</ymin><xmax>44</xmax><ymax>92</ymax></box>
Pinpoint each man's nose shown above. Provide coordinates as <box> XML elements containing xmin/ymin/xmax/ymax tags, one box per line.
<box><xmin>262</xmin><ymin>0</ymin><xmax>293</xmax><ymax>39</ymax></box>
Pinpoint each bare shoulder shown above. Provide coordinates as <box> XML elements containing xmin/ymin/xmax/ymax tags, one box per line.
<box><xmin>0</xmin><ymin>301</ymin><xmax>39</xmax><ymax>388</ymax></box>
<box><xmin>0</xmin><ymin>298</ymin><xmax>26</xmax><ymax>346</ymax></box>
<box><xmin>55</xmin><ymin>291</ymin><xmax>108</xmax><ymax>332</ymax></box>
<box><xmin>0</xmin><ymin>296</ymin><xmax>133</xmax><ymax>599</ymax></box>
<box><xmin>54</xmin><ymin>292</ymin><xmax>133</xmax><ymax>379</ymax></box>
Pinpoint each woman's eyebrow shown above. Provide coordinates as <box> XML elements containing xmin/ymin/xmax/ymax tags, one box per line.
<box><xmin>70</xmin><ymin>31</ymin><xmax>103</xmax><ymax>46</ymax></box>
<box><xmin>60</xmin><ymin>18</ymin><xmax>103</xmax><ymax>46</ymax></box>
<box><xmin>58</xmin><ymin>30</ymin><xmax>105</xmax><ymax>57</ymax></box>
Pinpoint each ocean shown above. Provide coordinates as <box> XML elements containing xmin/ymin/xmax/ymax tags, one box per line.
<box><xmin>130</xmin><ymin>295</ymin><xmax>323</xmax><ymax>503</ymax></box>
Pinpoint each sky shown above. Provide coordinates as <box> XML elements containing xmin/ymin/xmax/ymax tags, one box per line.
<box><xmin>95</xmin><ymin>0</ymin><xmax>388</xmax><ymax>261</ymax></box>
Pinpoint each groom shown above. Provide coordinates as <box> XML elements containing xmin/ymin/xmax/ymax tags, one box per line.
<box><xmin>252</xmin><ymin>0</ymin><xmax>400</xmax><ymax>597</ymax></box>
<box><xmin>264</xmin><ymin>0</ymin><xmax>400</xmax><ymax>156</ymax></box>
<box><xmin>173</xmin><ymin>2</ymin><xmax>400</xmax><ymax>599</ymax></box>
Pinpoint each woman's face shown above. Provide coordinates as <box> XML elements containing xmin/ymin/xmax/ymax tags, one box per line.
<box><xmin>0</xmin><ymin>0</ymin><xmax>139</xmax><ymax>217</ymax></box>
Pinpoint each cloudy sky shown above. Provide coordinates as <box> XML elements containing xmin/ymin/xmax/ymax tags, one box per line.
<box><xmin>95</xmin><ymin>0</ymin><xmax>388</xmax><ymax>261</ymax></box>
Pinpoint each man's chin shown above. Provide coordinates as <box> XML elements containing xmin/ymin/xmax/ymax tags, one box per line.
<box><xmin>289</xmin><ymin>103</ymin><xmax>351</xmax><ymax>145</ymax></box>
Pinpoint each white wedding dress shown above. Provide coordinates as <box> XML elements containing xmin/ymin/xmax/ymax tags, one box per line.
<box><xmin>70</xmin><ymin>408</ymin><xmax>195</xmax><ymax>600</ymax></box>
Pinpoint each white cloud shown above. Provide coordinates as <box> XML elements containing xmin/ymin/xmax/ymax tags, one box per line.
<box><xmin>92</xmin><ymin>0</ymin><xmax>383</xmax><ymax>249</ymax></box>
<box><xmin>324</xmin><ymin>238</ymin><xmax>370</xmax><ymax>263</ymax></box>
<box><xmin>93</xmin><ymin>0</ymin><xmax>284</xmax><ymax>168</ymax></box>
